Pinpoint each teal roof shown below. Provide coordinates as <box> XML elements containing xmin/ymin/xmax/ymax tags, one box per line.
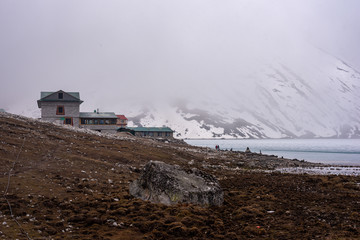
<box><xmin>40</xmin><ymin>91</ymin><xmax>80</xmax><ymax>100</ymax></box>
<box><xmin>80</xmin><ymin>112</ymin><xmax>117</xmax><ymax>119</ymax></box>
<box><xmin>38</xmin><ymin>90</ymin><xmax>83</xmax><ymax>108</ymax></box>
<box><xmin>126</xmin><ymin>127</ymin><xmax>174</xmax><ymax>132</ymax></box>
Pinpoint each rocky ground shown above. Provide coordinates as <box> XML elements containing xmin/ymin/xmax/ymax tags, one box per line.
<box><xmin>0</xmin><ymin>113</ymin><xmax>359</xmax><ymax>239</ymax></box>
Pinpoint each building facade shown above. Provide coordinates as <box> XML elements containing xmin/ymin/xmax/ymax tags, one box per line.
<box><xmin>37</xmin><ymin>91</ymin><xmax>83</xmax><ymax>127</ymax></box>
<box><xmin>37</xmin><ymin>90</ymin><xmax>118</xmax><ymax>133</ymax></box>
<box><xmin>80</xmin><ymin>112</ymin><xmax>118</xmax><ymax>133</ymax></box>
<box><xmin>121</xmin><ymin>127</ymin><xmax>174</xmax><ymax>138</ymax></box>
<box><xmin>116</xmin><ymin>115</ymin><xmax>128</xmax><ymax>128</ymax></box>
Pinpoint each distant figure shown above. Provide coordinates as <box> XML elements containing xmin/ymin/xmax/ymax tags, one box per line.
<box><xmin>260</xmin><ymin>150</ymin><xmax>262</xmax><ymax>155</ymax></box>
<box><xmin>230</xmin><ymin>148</ymin><xmax>233</xmax><ymax>151</ymax></box>
<box><xmin>245</xmin><ymin>147</ymin><xmax>251</xmax><ymax>153</ymax></box>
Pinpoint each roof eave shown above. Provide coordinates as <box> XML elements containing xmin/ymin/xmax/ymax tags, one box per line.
<box><xmin>37</xmin><ymin>99</ymin><xmax>83</xmax><ymax>103</ymax></box>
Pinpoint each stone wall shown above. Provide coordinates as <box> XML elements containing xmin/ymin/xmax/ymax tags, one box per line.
<box><xmin>40</xmin><ymin>102</ymin><xmax>81</xmax><ymax>127</ymax></box>
<box><xmin>80</xmin><ymin>124</ymin><xmax>118</xmax><ymax>133</ymax></box>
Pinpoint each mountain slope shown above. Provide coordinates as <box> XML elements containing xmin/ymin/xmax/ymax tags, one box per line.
<box><xmin>1</xmin><ymin>113</ymin><xmax>360</xmax><ymax>239</ymax></box>
<box><xmin>127</xmin><ymin>49</ymin><xmax>360</xmax><ymax>139</ymax></box>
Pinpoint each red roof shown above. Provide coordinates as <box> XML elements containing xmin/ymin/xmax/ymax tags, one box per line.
<box><xmin>116</xmin><ymin>115</ymin><xmax>128</xmax><ymax>120</ymax></box>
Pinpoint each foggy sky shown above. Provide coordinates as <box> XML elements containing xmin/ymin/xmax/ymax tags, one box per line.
<box><xmin>1</xmin><ymin>0</ymin><xmax>360</xmax><ymax>114</ymax></box>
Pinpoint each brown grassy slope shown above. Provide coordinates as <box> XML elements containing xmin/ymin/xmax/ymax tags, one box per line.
<box><xmin>0</xmin><ymin>114</ymin><xmax>359</xmax><ymax>240</ymax></box>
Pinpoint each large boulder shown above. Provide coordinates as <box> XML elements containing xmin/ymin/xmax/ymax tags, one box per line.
<box><xmin>129</xmin><ymin>161</ymin><xmax>224</xmax><ymax>206</ymax></box>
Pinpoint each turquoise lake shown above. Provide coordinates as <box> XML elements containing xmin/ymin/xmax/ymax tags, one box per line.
<box><xmin>185</xmin><ymin>139</ymin><xmax>360</xmax><ymax>166</ymax></box>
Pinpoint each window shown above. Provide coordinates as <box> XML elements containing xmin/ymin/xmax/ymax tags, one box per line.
<box><xmin>81</xmin><ymin>118</ymin><xmax>118</xmax><ymax>125</ymax></box>
<box><xmin>58</xmin><ymin>93</ymin><xmax>63</xmax><ymax>99</ymax></box>
<box><xmin>165</xmin><ymin>132</ymin><xmax>170</xmax><ymax>137</ymax></box>
<box><xmin>157</xmin><ymin>132</ymin><xmax>162</xmax><ymax>137</ymax></box>
<box><xmin>56</xmin><ymin>106</ymin><xmax>65</xmax><ymax>115</ymax></box>
<box><xmin>149</xmin><ymin>132</ymin><xmax>154</xmax><ymax>137</ymax></box>
<box><xmin>64</xmin><ymin>118</ymin><xmax>72</xmax><ymax>125</ymax></box>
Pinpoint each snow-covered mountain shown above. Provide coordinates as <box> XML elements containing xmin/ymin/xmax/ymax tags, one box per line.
<box><xmin>126</xmin><ymin>48</ymin><xmax>360</xmax><ymax>139</ymax></box>
<box><xmin>6</xmin><ymin>46</ymin><xmax>360</xmax><ymax>139</ymax></box>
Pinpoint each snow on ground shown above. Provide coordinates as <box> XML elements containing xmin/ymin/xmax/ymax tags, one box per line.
<box><xmin>274</xmin><ymin>166</ymin><xmax>360</xmax><ymax>176</ymax></box>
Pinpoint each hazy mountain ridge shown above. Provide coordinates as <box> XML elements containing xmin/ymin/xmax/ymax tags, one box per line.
<box><xmin>7</xmin><ymin>49</ymin><xmax>360</xmax><ymax>139</ymax></box>
<box><xmin>128</xmin><ymin>51</ymin><xmax>360</xmax><ymax>139</ymax></box>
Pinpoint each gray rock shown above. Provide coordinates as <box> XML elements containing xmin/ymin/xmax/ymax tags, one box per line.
<box><xmin>129</xmin><ymin>161</ymin><xmax>224</xmax><ymax>206</ymax></box>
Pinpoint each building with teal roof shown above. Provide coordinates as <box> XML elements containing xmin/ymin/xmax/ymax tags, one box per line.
<box><xmin>37</xmin><ymin>90</ymin><xmax>118</xmax><ymax>133</ymax></box>
<box><xmin>119</xmin><ymin>127</ymin><xmax>174</xmax><ymax>138</ymax></box>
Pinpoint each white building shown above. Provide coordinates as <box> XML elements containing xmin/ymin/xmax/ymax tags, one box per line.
<box><xmin>37</xmin><ymin>90</ymin><xmax>118</xmax><ymax>133</ymax></box>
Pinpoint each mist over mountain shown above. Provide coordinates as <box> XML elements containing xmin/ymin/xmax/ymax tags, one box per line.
<box><xmin>7</xmin><ymin>44</ymin><xmax>360</xmax><ymax>139</ymax></box>
<box><xmin>125</xmin><ymin>46</ymin><xmax>360</xmax><ymax>139</ymax></box>
<box><xmin>1</xmin><ymin>1</ymin><xmax>360</xmax><ymax>139</ymax></box>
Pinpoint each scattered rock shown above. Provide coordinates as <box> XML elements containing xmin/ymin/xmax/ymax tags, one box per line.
<box><xmin>129</xmin><ymin>161</ymin><xmax>224</xmax><ymax>206</ymax></box>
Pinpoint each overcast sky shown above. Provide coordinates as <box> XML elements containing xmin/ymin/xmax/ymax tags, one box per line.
<box><xmin>1</xmin><ymin>0</ymin><xmax>359</xmax><ymax>114</ymax></box>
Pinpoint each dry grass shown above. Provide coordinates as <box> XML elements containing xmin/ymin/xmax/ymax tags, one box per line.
<box><xmin>0</xmin><ymin>114</ymin><xmax>359</xmax><ymax>239</ymax></box>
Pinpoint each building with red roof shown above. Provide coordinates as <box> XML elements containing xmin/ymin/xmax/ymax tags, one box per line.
<box><xmin>116</xmin><ymin>115</ymin><xmax>128</xmax><ymax>128</ymax></box>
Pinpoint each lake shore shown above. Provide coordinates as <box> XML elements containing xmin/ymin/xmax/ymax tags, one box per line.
<box><xmin>1</xmin><ymin>113</ymin><xmax>359</xmax><ymax>239</ymax></box>
<box><xmin>186</xmin><ymin>138</ymin><xmax>360</xmax><ymax>166</ymax></box>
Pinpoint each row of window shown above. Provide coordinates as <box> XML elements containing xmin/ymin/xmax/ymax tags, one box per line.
<box><xmin>142</xmin><ymin>132</ymin><xmax>171</xmax><ymax>137</ymax></box>
<box><xmin>62</xmin><ymin>118</ymin><xmax>117</xmax><ymax>126</ymax></box>
<box><xmin>80</xmin><ymin>119</ymin><xmax>117</xmax><ymax>125</ymax></box>
<box><xmin>57</xmin><ymin>106</ymin><xmax>117</xmax><ymax>125</ymax></box>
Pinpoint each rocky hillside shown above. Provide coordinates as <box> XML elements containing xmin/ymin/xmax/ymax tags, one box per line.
<box><xmin>0</xmin><ymin>113</ymin><xmax>359</xmax><ymax>239</ymax></box>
